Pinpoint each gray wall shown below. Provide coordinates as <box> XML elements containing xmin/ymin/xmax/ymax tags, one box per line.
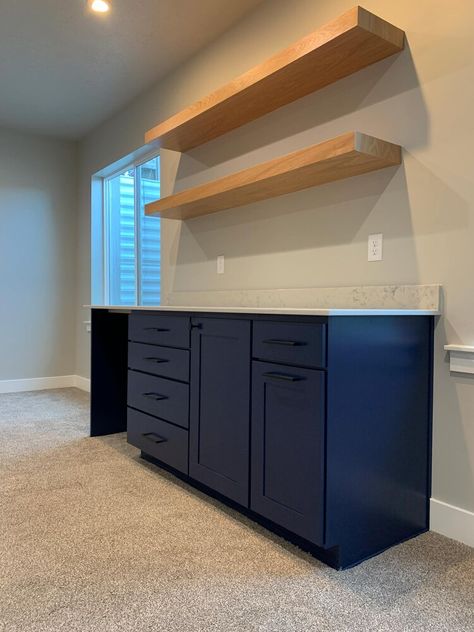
<box><xmin>76</xmin><ymin>0</ymin><xmax>474</xmax><ymax>514</ymax></box>
<box><xmin>0</xmin><ymin>127</ymin><xmax>77</xmax><ymax>380</ymax></box>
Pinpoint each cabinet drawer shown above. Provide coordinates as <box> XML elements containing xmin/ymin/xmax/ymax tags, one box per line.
<box><xmin>129</xmin><ymin>313</ymin><xmax>190</xmax><ymax>349</ymax></box>
<box><xmin>253</xmin><ymin>321</ymin><xmax>326</xmax><ymax>368</ymax></box>
<box><xmin>128</xmin><ymin>370</ymin><xmax>189</xmax><ymax>429</ymax></box>
<box><xmin>128</xmin><ymin>342</ymin><xmax>189</xmax><ymax>383</ymax></box>
<box><xmin>127</xmin><ymin>408</ymin><xmax>188</xmax><ymax>474</ymax></box>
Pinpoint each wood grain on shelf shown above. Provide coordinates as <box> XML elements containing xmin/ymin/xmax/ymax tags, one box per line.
<box><xmin>145</xmin><ymin>6</ymin><xmax>404</xmax><ymax>151</ymax></box>
<box><xmin>145</xmin><ymin>132</ymin><xmax>401</xmax><ymax>220</ymax></box>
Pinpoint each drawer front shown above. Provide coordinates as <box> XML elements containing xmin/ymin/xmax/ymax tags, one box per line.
<box><xmin>128</xmin><ymin>342</ymin><xmax>189</xmax><ymax>382</ymax></box>
<box><xmin>128</xmin><ymin>370</ymin><xmax>189</xmax><ymax>429</ymax></box>
<box><xmin>253</xmin><ymin>321</ymin><xmax>326</xmax><ymax>368</ymax></box>
<box><xmin>129</xmin><ymin>313</ymin><xmax>190</xmax><ymax>349</ymax></box>
<box><xmin>127</xmin><ymin>408</ymin><xmax>188</xmax><ymax>474</ymax></box>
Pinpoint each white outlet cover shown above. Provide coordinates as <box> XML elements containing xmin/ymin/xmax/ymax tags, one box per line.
<box><xmin>368</xmin><ymin>233</ymin><xmax>383</xmax><ymax>262</ymax></box>
<box><xmin>217</xmin><ymin>255</ymin><xmax>225</xmax><ymax>274</ymax></box>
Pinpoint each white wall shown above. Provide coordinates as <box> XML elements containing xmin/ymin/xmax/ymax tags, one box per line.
<box><xmin>0</xmin><ymin>127</ymin><xmax>77</xmax><ymax>381</ymax></box>
<box><xmin>76</xmin><ymin>0</ymin><xmax>474</xmax><ymax>521</ymax></box>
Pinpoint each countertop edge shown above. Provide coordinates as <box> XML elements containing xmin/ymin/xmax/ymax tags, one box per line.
<box><xmin>85</xmin><ymin>305</ymin><xmax>440</xmax><ymax>316</ymax></box>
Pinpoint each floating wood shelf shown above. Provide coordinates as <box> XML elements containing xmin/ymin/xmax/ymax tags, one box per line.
<box><xmin>145</xmin><ymin>6</ymin><xmax>404</xmax><ymax>152</ymax></box>
<box><xmin>145</xmin><ymin>132</ymin><xmax>402</xmax><ymax>220</ymax></box>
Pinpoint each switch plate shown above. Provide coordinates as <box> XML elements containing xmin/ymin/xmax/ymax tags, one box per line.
<box><xmin>368</xmin><ymin>233</ymin><xmax>383</xmax><ymax>261</ymax></box>
<box><xmin>217</xmin><ymin>255</ymin><xmax>225</xmax><ymax>274</ymax></box>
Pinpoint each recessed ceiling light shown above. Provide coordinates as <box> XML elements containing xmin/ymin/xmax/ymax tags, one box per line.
<box><xmin>88</xmin><ymin>0</ymin><xmax>111</xmax><ymax>13</ymax></box>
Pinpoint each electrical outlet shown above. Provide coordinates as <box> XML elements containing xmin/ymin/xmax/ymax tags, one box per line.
<box><xmin>217</xmin><ymin>255</ymin><xmax>225</xmax><ymax>274</ymax></box>
<box><xmin>368</xmin><ymin>233</ymin><xmax>383</xmax><ymax>262</ymax></box>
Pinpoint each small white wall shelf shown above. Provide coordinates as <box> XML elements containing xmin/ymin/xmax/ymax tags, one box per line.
<box><xmin>444</xmin><ymin>345</ymin><xmax>474</xmax><ymax>374</ymax></box>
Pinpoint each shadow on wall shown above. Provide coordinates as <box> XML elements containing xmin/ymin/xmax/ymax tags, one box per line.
<box><xmin>174</xmin><ymin>167</ymin><xmax>404</xmax><ymax>262</ymax></box>
<box><xmin>159</xmin><ymin>40</ymin><xmax>429</xmax><ymax>287</ymax></box>
<box><xmin>171</xmin><ymin>145</ymin><xmax>470</xmax><ymax>264</ymax></box>
<box><xmin>161</xmin><ymin>23</ymin><xmax>472</xmax><ymax>284</ymax></box>
<box><xmin>174</xmin><ymin>42</ymin><xmax>428</xmax><ymax>183</ymax></box>
<box><xmin>159</xmin><ymin>23</ymin><xmax>473</xmax><ymax>299</ymax></box>
<box><xmin>433</xmin><ymin>320</ymin><xmax>474</xmax><ymax>509</ymax></box>
<box><xmin>403</xmin><ymin>151</ymin><xmax>470</xmax><ymax>236</ymax></box>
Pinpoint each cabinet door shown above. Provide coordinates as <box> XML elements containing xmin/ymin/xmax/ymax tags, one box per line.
<box><xmin>251</xmin><ymin>360</ymin><xmax>325</xmax><ymax>545</ymax></box>
<box><xmin>189</xmin><ymin>318</ymin><xmax>251</xmax><ymax>506</ymax></box>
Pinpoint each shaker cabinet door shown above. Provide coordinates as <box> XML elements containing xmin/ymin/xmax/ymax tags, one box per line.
<box><xmin>189</xmin><ymin>318</ymin><xmax>251</xmax><ymax>506</ymax></box>
<box><xmin>251</xmin><ymin>360</ymin><xmax>326</xmax><ymax>545</ymax></box>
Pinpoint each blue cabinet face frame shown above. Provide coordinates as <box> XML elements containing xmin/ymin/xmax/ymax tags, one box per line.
<box><xmin>90</xmin><ymin>308</ymin><xmax>434</xmax><ymax>570</ymax></box>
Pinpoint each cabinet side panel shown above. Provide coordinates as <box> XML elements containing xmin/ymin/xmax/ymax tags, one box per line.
<box><xmin>326</xmin><ymin>316</ymin><xmax>433</xmax><ymax>567</ymax></box>
<box><xmin>90</xmin><ymin>309</ymin><xmax>129</xmax><ymax>436</ymax></box>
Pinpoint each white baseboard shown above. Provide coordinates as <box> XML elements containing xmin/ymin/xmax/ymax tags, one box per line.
<box><xmin>72</xmin><ymin>375</ymin><xmax>91</xmax><ymax>392</ymax></box>
<box><xmin>430</xmin><ymin>498</ymin><xmax>474</xmax><ymax>548</ymax></box>
<box><xmin>0</xmin><ymin>375</ymin><xmax>90</xmax><ymax>394</ymax></box>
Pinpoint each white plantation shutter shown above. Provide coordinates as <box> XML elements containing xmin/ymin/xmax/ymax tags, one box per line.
<box><xmin>139</xmin><ymin>176</ymin><xmax>161</xmax><ymax>305</ymax></box>
<box><xmin>106</xmin><ymin>157</ymin><xmax>160</xmax><ymax>306</ymax></box>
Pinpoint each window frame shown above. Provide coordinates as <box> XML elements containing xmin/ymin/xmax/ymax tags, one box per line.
<box><xmin>101</xmin><ymin>149</ymin><xmax>161</xmax><ymax>307</ymax></box>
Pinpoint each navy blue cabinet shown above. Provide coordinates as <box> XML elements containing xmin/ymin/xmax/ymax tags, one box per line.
<box><xmin>251</xmin><ymin>361</ymin><xmax>325</xmax><ymax>544</ymax></box>
<box><xmin>189</xmin><ymin>317</ymin><xmax>251</xmax><ymax>506</ymax></box>
<box><xmin>91</xmin><ymin>308</ymin><xmax>434</xmax><ymax>569</ymax></box>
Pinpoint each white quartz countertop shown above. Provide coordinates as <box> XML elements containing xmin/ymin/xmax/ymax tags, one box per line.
<box><xmin>87</xmin><ymin>305</ymin><xmax>439</xmax><ymax>316</ymax></box>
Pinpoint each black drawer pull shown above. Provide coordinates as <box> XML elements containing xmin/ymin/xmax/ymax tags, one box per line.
<box><xmin>143</xmin><ymin>392</ymin><xmax>169</xmax><ymax>401</ymax></box>
<box><xmin>144</xmin><ymin>357</ymin><xmax>170</xmax><ymax>364</ymax></box>
<box><xmin>144</xmin><ymin>327</ymin><xmax>170</xmax><ymax>332</ymax></box>
<box><xmin>262</xmin><ymin>372</ymin><xmax>305</xmax><ymax>382</ymax></box>
<box><xmin>262</xmin><ymin>339</ymin><xmax>306</xmax><ymax>347</ymax></box>
<box><xmin>142</xmin><ymin>432</ymin><xmax>167</xmax><ymax>444</ymax></box>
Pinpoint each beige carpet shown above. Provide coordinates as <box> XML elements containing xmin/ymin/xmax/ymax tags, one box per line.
<box><xmin>0</xmin><ymin>388</ymin><xmax>473</xmax><ymax>632</ymax></box>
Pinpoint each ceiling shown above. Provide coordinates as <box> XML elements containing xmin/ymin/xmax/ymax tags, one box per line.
<box><xmin>0</xmin><ymin>0</ymin><xmax>265</xmax><ymax>139</ymax></box>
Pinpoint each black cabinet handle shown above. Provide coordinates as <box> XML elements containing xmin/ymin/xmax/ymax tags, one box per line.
<box><xmin>262</xmin><ymin>339</ymin><xmax>306</xmax><ymax>347</ymax></box>
<box><xmin>144</xmin><ymin>357</ymin><xmax>169</xmax><ymax>364</ymax></box>
<box><xmin>191</xmin><ymin>323</ymin><xmax>203</xmax><ymax>330</ymax></box>
<box><xmin>142</xmin><ymin>432</ymin><xmax>167</xmax><ymax>444</ymax></box>
<box><xmin>262</xmin><ymin>372</ymin><xmax>305</xmax><ymax>382</ymax></box>
<box><xmin>144</xmin><ymin>327</ymin><xmax>170</xmax><ymax>332</ymax></box>
<box><xmin>143</xmin><ymin>392</ymin><xmax>169</xmax><ymax>401</ymax></box>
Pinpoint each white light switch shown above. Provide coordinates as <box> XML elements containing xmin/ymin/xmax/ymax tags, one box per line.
<box><xmin>368</xmin><ymin>233</ymin><xmax>383</xmax><ymax>262</ymax></box>
<box><xmin>217</xmin><ymin>255</ymin><xmax>225</xmax><ymax>274</ymax></box>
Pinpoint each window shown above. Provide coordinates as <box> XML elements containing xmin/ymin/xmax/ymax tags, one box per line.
<box><xmin>103</xmin><ymin>155</ymin><xmax>161</xmax><ymax>306</ymax></box>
